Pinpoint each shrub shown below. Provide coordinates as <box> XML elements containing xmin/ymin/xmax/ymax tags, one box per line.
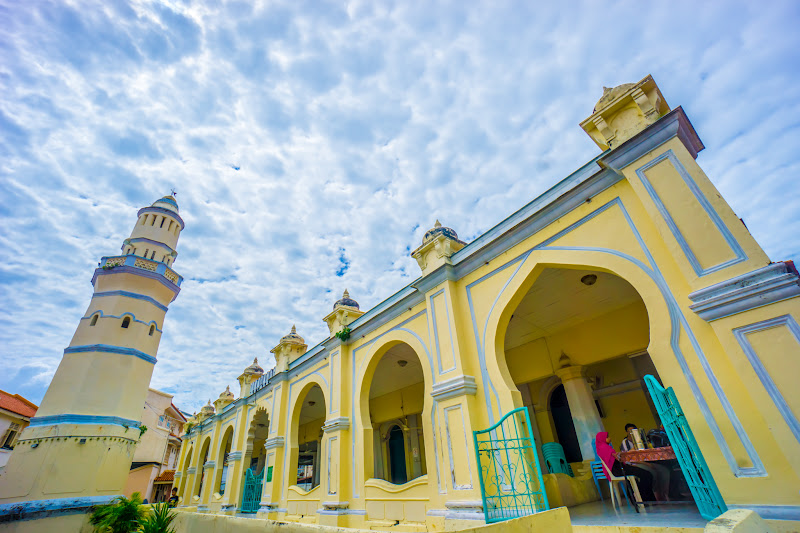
<box><xmin>89</xmin><ymin>492</ymin><xmax>145</xmax><ymax>533</ymax></box>
<box><xmin>140</xmin><ymin>503</ymin><xmax>177</xmax><ymax>533</ymax></box>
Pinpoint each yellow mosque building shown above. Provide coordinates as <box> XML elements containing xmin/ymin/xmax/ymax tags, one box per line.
<box><xmin>1</xmin><ymin>75</ymin><xmax>799</xmax><ymax>533</ymax></box>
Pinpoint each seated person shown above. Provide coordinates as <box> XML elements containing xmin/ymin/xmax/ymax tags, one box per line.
<box><xmin>620</xmin><ymin>423</ymin><xmax>670</xmax><ymax>501</ymax></box>
<box><xmin>595</xmin><ymin>431</ymin><xmax>655</xmax><ymax>502</ymax></box>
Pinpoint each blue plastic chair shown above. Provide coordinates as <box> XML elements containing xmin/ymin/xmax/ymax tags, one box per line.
<box><xmin>589</xmin><ymin>440</ymin><xmax>606</xmax><ymax>501</ymax></box>
<box><xmin>541</xmin><ymin>442</ymin><xmax>573</xmax><ymax>477</ymax></box>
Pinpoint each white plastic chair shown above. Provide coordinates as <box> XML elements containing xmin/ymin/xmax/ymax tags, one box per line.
<box><xmin>599</xmin><ymin>456</ymin><xmax>644</xmax><ymax>512</ymax></box>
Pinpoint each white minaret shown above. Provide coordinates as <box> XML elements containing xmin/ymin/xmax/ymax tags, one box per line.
<box><xmin>0</xmin><ymin>195</ymin><xmax>185</xmax><ymax>514</ymax></box>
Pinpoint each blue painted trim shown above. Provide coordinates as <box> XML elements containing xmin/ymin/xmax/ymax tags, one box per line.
<box><xmin>0</xmin><ymin>495</ymin><xmax>119</xmax><ymax>522</ymax></box>
<box><xmin>92</xmin><ymin>290</ymin><xmax>169</xmax><ymax>312</ymax></box>
<box><xmin>465</xmin><ymin>252</ymin><xmax>530</xmax><ymax>425</ymax></box>
<box><xmin>137</xmin><ymin>206</ymin><xmax>185</xmax><ymax>229</ymax></box>
<box><xmin>154</xmin><ymin>196</ymin><xmax>179</xmax><ymax>209</ymax></box>
<box><xmin>80</xmin><ymin>310</ymin><xmax>163</xmax><ymax>333</ymax></box>
<box><xmin>634</xmin><ymin>150</ymin><xmax>747</xmax><ymax>276</ymax></box>
<box><xmin>93</xmin><ymin>265</ymin><xmax>182</xmax><ymax>295</ymax></box>
<box><xmin>531</xmin><ymin>197</ymin><xmax>764</xmax><ymax>477</ymax></box>
<box><xmin>281</xmin><ymin>364</ymin><xmax>330</xmax><ymax>501</ymax></box>
<box><xmin>64</xmin><ymin>344</ymin><xmax>157</xmax><ymax>364</ymax></box>
<box><xmin>29</xmin><ymin>414</ymin><xmax>141</xmax><ymax>429</ymax></box>
<box><xmin>733</xmin><ymin>315</ymin><xmax>800</xmax><ymax>446</ymax></box>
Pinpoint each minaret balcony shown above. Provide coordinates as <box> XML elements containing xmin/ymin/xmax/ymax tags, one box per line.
<box><xmin>99</xmin><ymin>255</ymin><xmax>183</xmax><ymax>287</ymax></box>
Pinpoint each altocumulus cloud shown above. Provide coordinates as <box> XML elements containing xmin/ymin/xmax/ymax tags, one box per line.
<box><xmin>1</xmin><ymin>0</ymin><xmax>798</xmax><ymax>413</ymax></box>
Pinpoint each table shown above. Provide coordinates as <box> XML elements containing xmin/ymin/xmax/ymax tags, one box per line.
<box><xmin>618</xmin><ymin>446</ymin><xmax>676</xmax><ymax>463</ymax></box>
<box><xmin>617</xmin><ymin>446</ymin><xmax>693</xmax><ymax>507</ymax></box>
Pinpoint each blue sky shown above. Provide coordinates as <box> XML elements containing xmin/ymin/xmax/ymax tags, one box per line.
<box><xmin>1</xmin><ymin>1</ymin><xmax>798</xmax><ymax>414</ymax></box>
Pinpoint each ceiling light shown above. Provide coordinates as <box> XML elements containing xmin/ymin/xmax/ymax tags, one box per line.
<box><xmin>581</xmin><ymin>274</ymin><xmax>598</xmax><ymax>286</ymax></box>
<box><xmin>397</xmin><ymin>360</ymin><xmax>408</xmax><ymax>368</ymax></box>
<box><xmin>308</xmin><ymin>401</ymin><xmax>316</xmax><ymax>406</ymax></box>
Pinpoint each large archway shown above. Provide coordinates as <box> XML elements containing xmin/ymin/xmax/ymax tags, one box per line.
<box><xmin>500</xmin><ymin>266</ymin><xmax>662</xmax><ymax>460</ymax></box>
<box><xmin>177</xmin><ymin>444</ymin><xmax>193</xmax><ymax>499</ymax></box>
<box><xmin>244</xmin><ymin>408</ymin><xmax>270</xmax><ymax>475</ymax></box>
<box><xmin>290</xmin><ymin>384</ymin><xmax>326</xmax><ymax>491</ymax></box>
<box><xmin>213</xmin><ymin>426</ymin><xmax>235</xmax><ymax>496</ymax></box>
<box><xmin>365</xmin><ymin>342</ymin><xmax>428</xmax><ymax>484</ymax></box>
<box><xmin>193</xmin><ymin>437</ymin><xmax>212</xmax><ymax>499</ymax></box>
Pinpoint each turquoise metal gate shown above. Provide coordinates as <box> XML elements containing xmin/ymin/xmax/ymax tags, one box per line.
<box><xmin>473</xmin><ymin>407</ymin><xmax>549</xmax><ymax>523</ymax></box>
<box><xmin>240</xmin><ymin>468</ymin><xmax>264</xmax><ymax>513</ymax></box>
<box><xmin>644</xmin><ymin>375</ymin><xmax>727</xmax><ymax>520</ymax></box>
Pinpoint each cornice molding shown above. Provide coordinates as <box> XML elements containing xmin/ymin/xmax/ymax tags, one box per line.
<box><xmin>689</xmin><ymin>262</ymin><xmax>800</xmax><ymax>321</ymax></box>
<box><xmin>430</xmin><ymin>375</ymin><xmax>478</xmax><ymax>401</ymax></box>
<box><xmin>322</xmin><ymin>417</ymin><xmax>351</xmax><ymax>433</ymax></box>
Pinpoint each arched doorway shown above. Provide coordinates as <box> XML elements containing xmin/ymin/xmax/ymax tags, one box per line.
<box><xmin>213</xmin><ymin>426</ymin><xmax>234</xmax><ymax>496</ymax></box>
<box><xmin>194</xmin><ymin>438</ymin><xmax>211</xmax><ymax>499</ymax></box>
<box><xmin>244</xmin><ymin>408</ymin><xmax>270</xmax><ymax>475</ymax></box>
<box><xmin>177</xmin><ymin>445</ymin><xmax>193</xmax><ymax>499</ymax></box>
<box><xmin>292</xmin><ymin>384</ymin><xmax>326</xmax><ymax>491</ymax></box>
<box><xmin>501</xmin><ymin>267</ymin><xmax>661</xmax><ymax>461</ymax></box>
<box><xmin>550</xmin><ymin>385</ymin><xmax>581</xmax><ymax>462</ymax></box>
<box><xmin>367</xmin><ymin>342</ymin><xmax>427</xmax><ymax>484</ymax></box>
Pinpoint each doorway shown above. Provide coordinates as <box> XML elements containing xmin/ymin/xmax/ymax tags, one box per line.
<box><xmin>388</xmin><ymin>426</ymin><xmax>407</xmax><ymax>484</ymax></box>
<box><xmin>550</xmin><ymin>385</ymin><xmax>582</xmax><ymax>462</ymax></box>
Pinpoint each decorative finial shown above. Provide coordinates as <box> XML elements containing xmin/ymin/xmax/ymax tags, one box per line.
<box><xmin>253</xmin><ymin>357</ymin><xmax>258</xmax><ymax>364</ymax></box>
<box><xmin>206</xmin><ymin>400</ymin><xmax>212</xmax><ymax>406</ymax></box>
<box><xmin>225</xmin><ymin>385</ymin><xmax>231</xmax><ymax>393</ymax></box>
<box><xmin>343</xmin><ymin>289</ymin><xmax>349</xmax><ymax>298</ymax></box>
<box><xmin>434</xmin><ymin>220</ymin><xmax>441</xmax><ymax>228</ymax></box>
<box><xmin>170</xmin><ymin>188</ymin><xmax>177</xmax><ymax>197</ymax></box>
<box><xmin>291</xmin><ymin>325</ymin><xmax>296</xmax><ymax>334</ymax></box>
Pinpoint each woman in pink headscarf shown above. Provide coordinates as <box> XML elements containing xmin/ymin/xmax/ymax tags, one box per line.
<box><xmin>595</xmin><ymin>431</ymin><xmax>655</xmax><ymax>502</ymax></box>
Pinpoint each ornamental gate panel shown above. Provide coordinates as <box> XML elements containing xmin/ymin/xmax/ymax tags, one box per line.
<box><xmin>240</xmin><ymin>468</ymin><xmax>264</xmax><ymax>513</ymax></box>
<box><xmin>473</xmin><ymin>407</ymin><xmax>549</xmax><ymax>523</ymax></box>
<box><xmin>644</xmin><ymin>375</ymin><xmax>727</xmax><ymax>520</ymax></box>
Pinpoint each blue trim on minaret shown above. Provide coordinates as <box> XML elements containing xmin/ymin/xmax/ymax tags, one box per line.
<box><xmin>28</xmin><ymin>414</ymin><xmax>142</xmax><ymax>428</ymax></box>
<box><xmin>92</xmin><ymin>290</ymin><xmax>169</xmax><ymax>312</ymax></box>
<box><xmin>92</xmin><ymin>266</ymin><xmax>182</xmax><ymax>295</ymax></box>
<box><xmin>64</xmin><ymin>344</ymin><xmax>157</xmax><ymax>364</ymax></box>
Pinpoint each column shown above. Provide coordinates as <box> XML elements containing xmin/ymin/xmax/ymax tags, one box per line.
<box><xmin>555</xmin><ymin>364</ymin><xmax>604</xmax><ymax>460</ymax></box>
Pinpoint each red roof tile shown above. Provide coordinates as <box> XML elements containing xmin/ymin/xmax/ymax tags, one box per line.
<box><xmin>0</xmin><ymin>390</ymin><xmax>38</xmax><ymax>419</ymax></box>
<box><xmin>153</xmin><ymin>470</ymin><xmax>175</xmax><ymax>482</ymax></box>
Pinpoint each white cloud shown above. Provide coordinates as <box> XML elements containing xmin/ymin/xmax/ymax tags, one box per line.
<box><xmin>1</xmin><ymin>0</ymin><xmax>798</xmax><ymax>413</ymax></box>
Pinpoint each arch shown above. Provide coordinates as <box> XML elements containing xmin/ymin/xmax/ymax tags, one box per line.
<box><xmin>480</xmin><ymin>249</ymin><xmax>673</xmax><ymax>423</ymax></box>
<box><xmin>121</xmin><ymin>316</ymin><xmax>131</xmax><ymax>329</ymax></box>
<box><xmin>177</xmin><ymin>444</ymin><xmax>194</xmax><ymax>497</ymax></box>
<box><xmin>213</xmin><ymin>425</ymin><xmax>235</xmax><ymax>496</ymax></box>
<box><xmin>356</xmin><ymin>330</ymin><xmax>435</xmax><ymax>489</ymax></box>
<box><xmin>243</xmin><ymin>406</ymin><xmax>270</xmax><ymax>475</ymax></box>
<box><xmin>89</xmin><ymin>314</ymin><xmax>99</xmax><ymax>326</ymax></box>
<box><xmin>288</xmin><ymin>380</ymin><xmax>328</xmax><ymax>492</ymax></box>
<box><xmin>193</xmin><ymin>437</ymin><xmax>212</xmax><ymax>500</ymax></box>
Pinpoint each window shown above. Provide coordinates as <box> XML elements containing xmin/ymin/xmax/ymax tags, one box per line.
<box><xmin>90</xmin><ymin>314</ymin><xmax>99</xmax><ymax>326</ymax></box>
<box><xmin>121</xmin><ymin>317</ymin><xmax>131</xmax><ymax>329</ymax></box>
<box><xmin>168</xmin><ymin>221</ymin><xmax>173</xmax><ymax>231</ymax></box>
<box><xmin>150</xmin><ymin>251</ymin><xmax>156</xmax><ymax>260</ymax></box>
<box><xmin>133</xmin><ymin>248</ymin><xmax>137</xmax><ymax>255</ymax></box>
<box><xmin>141</xmin><ymin>215</ymin><xmax>147</xmax><ymax>225</ymax></box>
<box><xmin>1</xmin><ymin>423</ymin><xmax>20</xmax><ymax>449</ymax></box>
<box><xmin>144</xmin><ymin>249</ymin><xmax>149</xmax><ymax>258</ymax></box>
<box><xmin>160</xmin><ymin>216</ymin><xmax>166</xmax><ymax>228</ymax></box>
<box><xmin>151</xmin><ymin>216</ymin><xmax>156</xmax><ymax>226</ymax></box>
<box><xmin>149</xmin><ymin>324</ymin><xmax>155</xmax><ymax>336</ymax></box>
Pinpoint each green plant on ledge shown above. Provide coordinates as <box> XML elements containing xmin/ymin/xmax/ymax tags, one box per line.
<box><xmin>138</xmin><ymin>425</ymin><xmax>148</xmax><ymax>439</ymax></box>
<box><xmin>334</xmin><ymin>326</ymin><xmax>351</xmax><ymax>342</ymax></box>
<box><xmin>89</xmin><ymin>492</ymin><xmax>145</xmax><ymax>533</ymax></box>
<box><xmin>102</xmin><ymin>264</ymin><xmax>117</xmax><ymax>270</ymax></box>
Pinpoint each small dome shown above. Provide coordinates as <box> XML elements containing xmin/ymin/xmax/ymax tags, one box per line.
<box><xmin>594</xmin><ymin>83</ymin><xmax>635</xmax><ymax>112</ymax></box>
<box><xmin>152</xmin><ymin>195</ymin><xmax>179</xmax><ymax>213</ymax></box>
<box><xmin>244</xmin><ymin>357</ymin><xmax>264</xmax><ymax>375</ymax></box>
<box><xmin>333</xmin><ymin>289</ymin><xmax>359</xmax><ymax>310</ymax></box>
<box><xmin>423</xmin><ymin>220</ymin><xmax>460</xmax><ymax>245</ymax></box>
<box><xmin>218</xmin><ymin>385</ymin><xmax>234</xmax><ymax>401</ymax></box>
<box><xmin>201</xmin><ymin>400</ymin><xmax>215</xmax><ymax>415</ymax></box>
<box><xmin>281</xmin><ymin>325</ymin><xmax>305</xmax><ymax>345</ymax></box>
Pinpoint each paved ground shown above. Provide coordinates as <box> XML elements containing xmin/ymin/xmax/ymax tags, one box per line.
<box><xmin>569</xmin><ymin>500</ymin><xmax>708</xmax><ymax>529</ymax></box>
